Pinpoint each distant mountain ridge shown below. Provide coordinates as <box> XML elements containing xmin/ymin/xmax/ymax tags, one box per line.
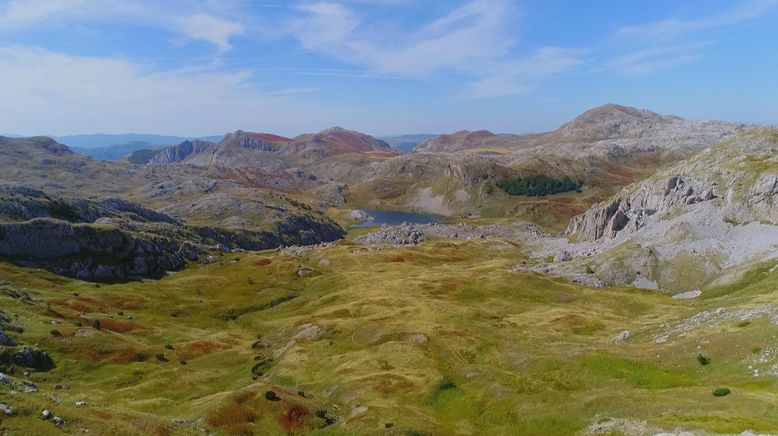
<box><xmin>380</xmin><ymin>134</ymin><xmax>438</xmax><ymax>152</ymax></box>
<box><xmin>52</xmin><ymin>133</ymin><xmax>224</xmax><ymax>149</ymax></box>
<box><xmin>71</xmin><ymin>141</ymin><xmax>167</xmax><ymax>161</ymax></box>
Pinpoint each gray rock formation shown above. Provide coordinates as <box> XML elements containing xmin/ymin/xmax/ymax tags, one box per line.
<box><xmin>0</xmin><ymin>331</ymin><xmax>15</xmax><ymax>347</ymax></box>
<box><xmin>354</xmin><ymin>224</ymin><xmax>426</xmax><ymax>246</ymax></box>
<box><xmin>566</xmin><ymin>175</ymin><xmax>718</xmax><ymax>241</ymax></box>
<box><xmin>1</xmin><ymin>348</ymin><xmax>55</xmax><ymax>371</ymax></box>
<box><xmin>149</xmin><ymin>140</ymin><xmax>214</xmax><ymax>164</ymax></box>
<box><xmin>349</xmin><ymin>209</ymin><xmax>371</xmax><ymax>221</ymax></box>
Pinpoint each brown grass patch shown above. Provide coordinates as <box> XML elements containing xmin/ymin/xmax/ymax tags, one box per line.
<box><xmin>206</xmin><ymin>400</ymin><xmax>258</xmax><ymax>434</ymax></box>
<box><xmin>278</xmin><ymin>403</ymin><xmax>311</xmax><ymax>431</ymax></box>
<box><xmin>177</xmin><ymin>340</ymin><xmax>231</xmax><ymax>360</ymax></box>
<box><xmin>255</xmin><ymin>258</ymin><xmax>272</xmax><ymax>266</ymax></box>
<box><xmin>93</xmin><ymin>410</ymin><xmax>114</xmax><ymax>421</ymax></box>
<box><xmin>374</xmin><ymin>374</ymin><xmax>416</xmax><ymax>395</ymax></box>
<box><xmin>110</xmin><ymin>348</ymin><xmax>150</xmax><ymax>364</ymax></box>
<box><xmin>99</xmin><ymin>318</ymin><xmax>147</xmax><ymax>333</ymax></box>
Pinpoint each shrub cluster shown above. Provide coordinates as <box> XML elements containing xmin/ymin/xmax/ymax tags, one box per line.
<box><xmin>497</xmin><ymin>174</ymin><xmax>581</xmax><ymax>197</ymax></box>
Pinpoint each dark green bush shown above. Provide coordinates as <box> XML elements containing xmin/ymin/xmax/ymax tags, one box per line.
<box><xmin>264</xmin><ymin>390</ymin><xmax>279</xmax><ymax>401</ymax></box>
<box><xmin>50</xmin><ymin>329</ymin><xmax>61</xmax><ymax>337</ymax></box>
<box><xmin>697</xmin><ymin>354</ymin><xmax>711</xmax><ymax>366</ymax></box>
<box><xmin>497</xmin><ymin>174</ymin><xmax>581</xmax><ymax>197</ymax></box>
<box><xmin>713</xmin><ymin>387</ymin><xmax>731</xmax><ymax>397</ymax></box>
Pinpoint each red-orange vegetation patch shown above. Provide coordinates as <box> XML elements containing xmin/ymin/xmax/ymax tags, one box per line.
<box><xmin>103</xmin><ymin>293</ymin><xmax>148</xmax><ymax>310</ymax></box>
<box><xmin>110</xmin><ymin>348</ymin><xmax>150</xmax><ymax>364</ymax></box>
<box><xmin>255</xmin><ymin>258</ymin><xmax>272</xmax><ymax>266</ymax></box>
<box><xmin>278</xmin><ymin>403</ymin><xmax>311</xmax><ymax>431</ymax></box>
<box><xmin>50</xmin><ymin>296</ymin><xmax>107</xmax><ymax>313</ymax></box>
<box><xmin>205</xmin><ymin>402</ymin><xmax>258</xmax><ymax>434</ymax></box>
<box><xmin>154</xmin><ymin>425</ymin><xmax>172</xmax><ymax>436</ymax></box>
<box><xmin>177</xmin><ymin>340</ymin><xmax>232</xmax><ymax>360</ymax></box>
<box><xmin>99</xmin><ymin>318</ymin><xmax>147</xmax><ymax>333</ymax></box>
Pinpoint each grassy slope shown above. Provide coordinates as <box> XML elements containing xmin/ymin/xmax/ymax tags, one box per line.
<box><xmin>0</xmin><ymin>235</ymin><xmax>777</xmax><ymax>435</ymax></box>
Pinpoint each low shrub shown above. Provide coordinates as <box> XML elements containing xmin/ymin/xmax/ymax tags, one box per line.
<box><xmin>697</xmin><ymin>354</ymin><xmax>711</xmax><ymax>366</ymax></box>
<box><xmin>713</xmin><ymin>387</ymin><xmax>731</xmax><ymax>397</ymax></box>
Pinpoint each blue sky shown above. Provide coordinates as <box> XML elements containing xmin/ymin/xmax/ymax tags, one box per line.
<box><xmin>1</xmin><ymin>0</ymin><xmax>777</xmax><ymax>137</ymax></box>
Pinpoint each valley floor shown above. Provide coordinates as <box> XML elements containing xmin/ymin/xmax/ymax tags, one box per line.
<box><xmin>1</xmin><ymin>232</ymin><xmax>777</xmax><ymax>435</ymax></box>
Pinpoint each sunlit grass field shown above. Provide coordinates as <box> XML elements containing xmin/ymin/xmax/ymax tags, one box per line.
<box><xmin>1</xmin><ymin>234</ymin><xmax>777</xmax><ymax>435</ymax></box>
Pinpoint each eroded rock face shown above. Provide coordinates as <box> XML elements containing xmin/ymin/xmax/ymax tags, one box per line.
<box><xmin>0</xmin><ymin>218</ymin><xmax>201</xmax><ymax>279</ymax></box>
<box><xmin>149</xmin><ymin>140</ymin><xmax>214</xmax><ymax>164</ymax></box>
<box><xmin>566</xmin><ymin>176</ymin><xmax>718</xmax><ymax>241</ymax></box>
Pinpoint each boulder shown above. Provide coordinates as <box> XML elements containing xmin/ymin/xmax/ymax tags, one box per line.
<box><xmin>0</xmin><ymin>403</ymin><xmax>12</xmax><ymax>416</ymax></box>
<box><xmin>349</xmin><ymin>209</ymin><xmax>371</xmax><ymax>221</ymax></box>
<box><xmin>3</xmin><ymin>348</ymin><xmax>55</xmax><ymax>371</ymax></box>
<box><xmin>613</xmin><ymin>330</ymin><xmax>631</xmax><ymax>344</ymax></box>
<box><xmin>0</xmin><ymin>331</ymin><xmax>15</xmax><ymax>347</ymax></box>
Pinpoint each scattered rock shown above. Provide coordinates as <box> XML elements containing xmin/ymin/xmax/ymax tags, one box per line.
<box><xmin>555</xmin><ymin>251</ymin><xmax>572</xmax><ymax>262</ymax></box>
<box><xmin>0</xmin><ymin>372</ymin><xmax>12</xmax><ymax>385</ymax></box>
<box><xmin>613</xmin><ymin>331</ymin><xmax>631</xmax><ymax>344</ymax></box>
<box><xmin>296</xmin><ymin>267</ymin><xmax>316</xmax><ymax>277</ymax></box>
<box><xmin>41</xmin><ymin>409</ymin><xmax>52</xmax><ymax>420</ymax></box>
<box><xmin>53</xmin><ymin>416</ymin><xmax>65</xmax><ymax>426</ymax></box>
<box><xmin>0</xmin><ymin>403</ymin><xmax>12</xmax><ymax>416</ymax></box>
<box><xmin>350</xmin><ymin>405</ymin><xmax>368</xmax><ymax>418</ymax></box>
<box><xmin>294</xmin><ymin>324</ymin><xmax>325</xmax><ymax>341</ymax></box>
<box><xmin>672</xmin><ymin>290</ymin><xmax>702</xmax><ymax>299</ymax></box>
<box><xmin>75</xmin><ymin>401</ymin><xmax>86</xmax><ymax>407</ymax></box>
<box><xmin>22</xmin><ymin>379</ymin><xmax>38</xmax><ymax>393</ymax></box>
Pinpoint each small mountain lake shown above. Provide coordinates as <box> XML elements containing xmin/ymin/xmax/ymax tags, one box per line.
<box><xmin>353</xmin><ymin>209</ymin><xmax>440</xmax><ymax>227</ymax></box>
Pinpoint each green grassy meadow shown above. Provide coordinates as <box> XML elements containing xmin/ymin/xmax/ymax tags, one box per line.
<box><xmin>1</xmin><ymin>233</ymin><xmax>777</xmax><ymax>435</ymax></box>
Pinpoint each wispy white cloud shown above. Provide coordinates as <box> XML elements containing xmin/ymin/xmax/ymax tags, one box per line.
<box><xmin>615</xmin><ymin>0</ymin><xmax>778</xmax><ymax>42</ymax></box>
<box><xmin>608</xmin><ymin>0</ymin><xmax>777</xmax><ymax>76</ymax></box>
<box><xmin>467</xmin><ymin>47</ymin><xmax>587</xmax><ymax>98</ymax></box>
<box><xmin>608</xmin><ymin>42</ymin><xmax>710</xmax><ymax>77</ymax></box>
<box><xmin>288</xmin><ymin>0</ymin><xmax>582</xmax><ymax>97</ymax></box>
<box><xmin>176</xmin><ymin>13</ymin><xmax>244</xmax><ymax>52</ymax></box>
<box><xmin>0</xmin><ymin>0</ymin><xmax>246</xmax><ymax>52</ymax></box>
<box><xmin>0</xmin><ymin>45</ymin><xmax>334</xmax><ymax>136</ymax></box>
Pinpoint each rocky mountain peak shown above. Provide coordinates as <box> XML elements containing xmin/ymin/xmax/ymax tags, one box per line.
<box><xmin>299</xmin><ymin>127</ymin><xmax>393</xmax><ymax>153</ymax></box>
<box><xmin>559</xmin><ymin>103</ymin><xmax>674</xmax><ymax>141</ymax></box>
